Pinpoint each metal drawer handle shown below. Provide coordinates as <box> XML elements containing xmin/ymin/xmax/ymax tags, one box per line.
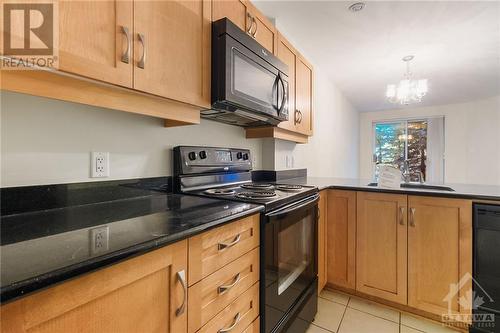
<box><xmin>138</xmin><ymin>33</ymin><xmax>146</xmax><ymax>69</ymax></box>
<box><xmin>175</xmin><ymin>270</ymin><xmax>187</xmax><ymax>316</ymax></box>
<box><xmin>410</xmin><ymin>208</ymin><xmax>416</xmax><ymax>227</ymax></box>
<box><xmin>219</xmin><ymin>312</ymin><xmax>241</xmax><ymax>333</ymax></box>
<box><xmin>218</xmin><ymin>273</ymin><xmax>241</xmax><ymax>295</ymax></box>
<box><xmin>120</xmin><ymin>26</ymin><xmax>130</xmax><ymax>64</ymax></box>
<box><xmin>399</xmin><ymin>207</ymin><xmax>405</xmax><ymax>225</ymax></box>
<box><xmin>218</xmin><ymin>234</ymin><xmax>241</xmax><ymax>251</ymax></box>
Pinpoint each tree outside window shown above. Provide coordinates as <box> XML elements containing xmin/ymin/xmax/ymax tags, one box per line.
<box><xmin>373</xmin><ymin>120</ymin><xmax>428</xmax><ymax>182</ymax></box>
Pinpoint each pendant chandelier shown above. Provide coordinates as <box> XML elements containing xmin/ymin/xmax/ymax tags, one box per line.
<box><xmin>386</xmin><ymin>55</ymin><xmax>428</xmax><ymax>105</ymax></box>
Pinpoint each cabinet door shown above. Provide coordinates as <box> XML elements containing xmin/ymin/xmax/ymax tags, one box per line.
<box><xmin>408</xmin><ymin>196</ymin><xmax>472</xmax><ymax>316</ymax></box>
<box><xmin>58</xmin><ymin>0</ymin><xmax>133</xmax><ymax>87</ymax></box>
<box><xmin>276</xmin><ymin>33</ymin><xmax>296</xmax><ymax>132</ymax></box>
<box><xmin>134</xmin><ymin>0</ymin><xmax>211</xmax><ymax>108</ymax></box>
<box><xmin>356</xmin><ymin>192</ymin><xmax>407</xmax><ymax>304</ymax></box>
<box><xmin>327</xmin><ymin>190</ymin><xmax>356</xmax><ymax>290</ymax></box>
<box><xmin>1</xmin><ymin>241</ymin><xmax>188</xmax><ymax>333</ymax></box>
<box><xmin>212</xmin><ymin>0</ymin><xmax>249</xmax><ymax>32</ymax></box>
<box><xmin>246</xmin><ymin>2</ymin><xmax>277</xmax><ymax>53</ymax></box>
<box><xmin>295</xmin><ymin>56</ymin><xmax>313</xmax><ymax>135</ymax></box>
<box><xmin>318</xmin><ymin>190</ymin><xmax>328</xmax><ymax>291</ymax></box>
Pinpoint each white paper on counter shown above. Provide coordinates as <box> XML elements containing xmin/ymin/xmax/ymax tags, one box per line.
<box><xmin>378</xmin><ymin>165</ymin><xmax>402</xmax><ymax>189</ymax></box>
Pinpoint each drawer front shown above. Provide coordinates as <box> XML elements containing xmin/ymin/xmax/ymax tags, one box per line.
<box><xmin>242</xmin><ymin>317</ymin><xmax>260</xmax><ymax>333</ymax></box>
<box><xmin>198</xmin><ymin>282</ymin><xmax>259</xmax><ymax>333</ymax></box>
<box><xmin>188</xmin><ymin>214</ymin><xmax>260</xmax><ymax>285</ymax></box>
<box><xmin>188</xmin><ymin>247</ymin><xmax>260</xmax><ymax>333</ymax></box>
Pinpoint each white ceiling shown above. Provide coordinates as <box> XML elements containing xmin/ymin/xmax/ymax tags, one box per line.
<box><xmin>254</xmin><ymin>0</ymin><xmax>500</xmax><ymax>112</ymax></box>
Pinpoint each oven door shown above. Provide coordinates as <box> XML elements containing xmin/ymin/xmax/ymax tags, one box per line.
<box><xmin>262</xmin><ymin>194</ymin><xmax>319</xmax><ymax>332</ymax></box>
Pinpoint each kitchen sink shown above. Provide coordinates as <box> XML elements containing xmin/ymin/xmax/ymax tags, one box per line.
<box><xmin>367</xmin><ymin>182</ymin><xmax>455</xmax><ymax>192</ymax></box>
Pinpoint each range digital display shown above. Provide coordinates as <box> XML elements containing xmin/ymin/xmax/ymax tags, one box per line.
<box><xmin>216</xmin><ymin>150</ymin><xmax>232</xmax><ymax>162</ymax></box>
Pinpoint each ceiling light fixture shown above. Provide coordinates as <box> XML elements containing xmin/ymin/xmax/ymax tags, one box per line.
<box><xmin>386</xmin><ymin>55</ymin><xmax>428</xmax><ymax>105</ymax></box>
<box><xmin>348</xmin><ymin>2</ymin><xmax>365</xmax><ymax>12</ymax></box>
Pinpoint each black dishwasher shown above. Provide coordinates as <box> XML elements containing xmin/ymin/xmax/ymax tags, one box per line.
<box><xmin>471</xmin><ymin>204</ymin><xmax>500</xmax><ymax>333</ymax></box>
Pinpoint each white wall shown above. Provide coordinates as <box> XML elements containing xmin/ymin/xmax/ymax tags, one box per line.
<box><xmin>359</xmin><ymin>96</ymin><xmax>500</xmax><ymax>185</ymax></box>
<box><xmin>1</xmin><ymin>91</ymin><xmax>263</xmax><ymax>187</ymax></box>
<box><xmin>273</xmin><ymin>70</ymin><xmax>360</xmax><ymax>178</ymax></box>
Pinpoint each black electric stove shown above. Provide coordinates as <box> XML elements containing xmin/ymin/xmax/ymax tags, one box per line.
<box><xmin>174</xmin><ymin>146</ymin><xmax>319</xmax><ymax>333</ymax></box>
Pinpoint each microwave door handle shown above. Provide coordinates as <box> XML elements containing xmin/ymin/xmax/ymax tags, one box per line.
<box><xmin>278</xmin><ymin>75</ymin><xmax>286</xmax><ymax>115</ymax></box>
<box><xmin>274</xmin><ymin>74</ymin><xmax>280</xmax><ymax>111</ymax></box>
<box><xmin>266</xmin><ymin>194</ymin><xmax>320</xmax><ymax>217</ymax></box>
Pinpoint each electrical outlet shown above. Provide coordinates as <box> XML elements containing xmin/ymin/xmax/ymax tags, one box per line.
<box><xmin>90</xmin><ymin>226</ymin><xmax>109</xmax><ymax>255</ymax></box>
<box><xmin>91</xmin><ymin>152</ymin><xmax>109</xmax><ymax>178</ymax></box>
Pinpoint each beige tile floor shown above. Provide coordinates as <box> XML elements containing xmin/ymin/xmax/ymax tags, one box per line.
<box><xmin>306</xmin><ymin>289</ymin><xmax>463</xmax><ymax>333</ymax></box>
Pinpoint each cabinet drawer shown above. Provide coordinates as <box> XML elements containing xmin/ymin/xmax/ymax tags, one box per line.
<box><xmin>242</xmin><ymin>317</ymin><xmax>260</xmax><ymax>333</ymax></box>
<box><xmin>197</xmin><ymin>282</ymin><xmax>259</xmax><ymax>333</ymax></box>
<box><xmin>188</xmin><ymin>214</ymin><xmax>260</xmax><ymax>285</ymax></box>
<box><xmin>188</xmin><ymin>247</ymin><xmax>260</xmax><ymax>333</ymax></box>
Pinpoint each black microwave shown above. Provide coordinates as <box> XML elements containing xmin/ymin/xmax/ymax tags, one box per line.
<box><xmin>203</xmin><ymin>18</ymin><xmax>289</xmax><ymax>127</ymax></box>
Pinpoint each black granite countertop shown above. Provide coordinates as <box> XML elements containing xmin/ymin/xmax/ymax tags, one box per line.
<box><xmin>0</xmin><ymin>178</ymin><xmax>263</xmax><ymax>303</ymax></box>
<box><xmin>283</xmin><ymin>177</ymin><xmax>500</xmax><ymax>201</ymax></box>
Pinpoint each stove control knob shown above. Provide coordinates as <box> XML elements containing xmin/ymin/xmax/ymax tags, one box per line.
<box><xmin>236</xmin><ymin>152</ymin><xmax>243</xmax><ymax>160</ymax></box>
<box><xmin>243</xmin><ymin>153</ymin><xmax>249</xmax><ymax>160</ymax></box>
<box><xmin>188</xmin><ymin>152</ymin><xmax>197</xmax><ymax>161</ymax></box>
<box><xmin>199</xmin><ymin>151</ymin><xmax>207</xmax><ymax>159</ymax></box>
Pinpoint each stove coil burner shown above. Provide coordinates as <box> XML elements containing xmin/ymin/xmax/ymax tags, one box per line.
<box><xmin>240</xmin><ymin>183</ymin><xmax>275</xmax><ymax>191</ymax></box>
<box><xmin>236</xmin><ymin>191</ymin><xmax>277</xmax><ymax>201</ymax></box>
<box><xmin>204</xmin><ymin>188</ymin><xmax>236</xmax><ymax>196</ymax></box>
<box><xmin>276</xmin><ymin>184</ymin><xmax>303</xmax><ymax>191</ymax></box>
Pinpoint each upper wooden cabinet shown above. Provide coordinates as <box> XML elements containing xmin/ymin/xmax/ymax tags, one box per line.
<box><xmin>212</xmin><ymin>0</ymin><xmax>277</xmax><ymax>53</ymax></box>
<box><xmin>295</xmin><ymin>55</ymin><xmax>313</xmax><ymax>136</ymax></box>
<box><xmin>327</xmin><ymin>189</ymin><xmax>356</xmax><ymax>290</ymax></box>
<box><xmin>245</xmin><ymin>32</ymin><xmax>314</xmax><ymax>143</ymax></box>
<box><xmin>212</xmin><ymin>0</ymin><xmax>248</xmax><ymax>31</ymax></box>
<box><xmin>356</xmin><ymin>192</ymin><xmax>408</xmax><ymax>304</ymax></box>
<box><xmin>134</xmin><ymin>0</ymin><xmax>211</xmax><ymax>108</ymax></box>
<box><xmin>58</xmin><ymin>0</ymin><xmax>133</xmax><ymax>87</ymax></box>
<box><xmin>276</xmin><ymin>33</ymin><xmax>296</xmax><ymax>132</ymax></box>
<box><xmin>1</xmin><ymin>241</ymin><xmax>188</xmax><ymax>333</ymax></box>
<box><xmin>407</xmin><ymin>196</ymin><xmax>472</xmax><ymax>317</ymax></box>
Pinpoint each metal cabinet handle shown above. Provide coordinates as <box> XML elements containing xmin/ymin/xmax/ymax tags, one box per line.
<box><xmin>175</xmin><ymin>270</ymin><xmax>187</xmax><ymax>316</ymax></box>
<box><xmin>246</xmin><ymin>13</ymin><xmax>254</xmax><ymax>34</ymax></box>
<box><xmin>409</xmin><ymin>208</ymin><xmax>416</xmax><ymax>227</ymax></box>
<box><xmin>120</xmin><ymin>26</ymin><xmax>130</xmax><ymax>64</ymax></box>
<box><xmin>218</xmin><ymin>273</ymin><xmax>241</xmax><ymax>294</ymax></box>
<box><xmin>295</xmin><ymin>110</ymin><xmax>302</xmax><ymax>125</ymax></box>
<box><xmin>219</xmin><ymin>313</ymin><xmax>241</xmax><ymax>333</ymax></box>
<box><xmin>218</xmin><ymin>234</ymin><xmax>241</xmax><ymax>251</ymax></box>
<box><xmin>138</xmin><ymin>33</ymin><xmax>146</xmax><ymax>69</ymax></box>
<box><xmin>252</xmin><ymin>16</ymin><xmax>257</xmax><ymax>37</ymax></box>
<box><xmin>399</xmin><ymin>207</ymin><xmax>405</xmax><ymax>225</ymax></box>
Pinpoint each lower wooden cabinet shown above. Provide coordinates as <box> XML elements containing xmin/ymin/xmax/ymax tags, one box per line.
<box><xmin>188</xmin><ymin>247</ymin><xmax>260</xmax><ymax>333</ymax></box>
<box><xmin>326</xmin><ymin>189</ymin><xmax>356</xmax><ymax>290</ymax></box>
<box><xmin>197</xmin><ymin>283</ymin><xmax>260</xmax><ymax>333</ymax></box>
<box><xmin>356</xmin><ymin>192</ymin><xmax>408</xmax><ymax>304</ymax></box>
<box><xmin>318</xmin><ymin>190</ymin><xmax>327</xmax><ymax>291</ymax></box>
<box><xmin>0</xmin><ymin>240</ymin><xmax>188</xmax><ymax>333</ymax></box>
<box><xmin>408</xmin><ymin>196</ymin><xmax>472</xmax><ymax>316</ymax></box>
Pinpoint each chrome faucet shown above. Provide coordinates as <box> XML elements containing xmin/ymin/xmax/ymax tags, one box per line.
<box><xmin>402</xmin><ymin>160</ymin><xmax>411</xmax><ymax>183</ymax></box>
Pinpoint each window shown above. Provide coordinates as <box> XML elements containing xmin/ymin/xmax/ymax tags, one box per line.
<box><xmin>373</xmin><ymin>118</ymin><xmax>444</xmax><ymax>183</ymax></box>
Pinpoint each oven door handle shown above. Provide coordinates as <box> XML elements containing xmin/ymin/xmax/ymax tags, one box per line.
<box><xmin>266</xmin><ymin>193</ymin><xmax>319</xmax><ymax>217</ymax></box>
